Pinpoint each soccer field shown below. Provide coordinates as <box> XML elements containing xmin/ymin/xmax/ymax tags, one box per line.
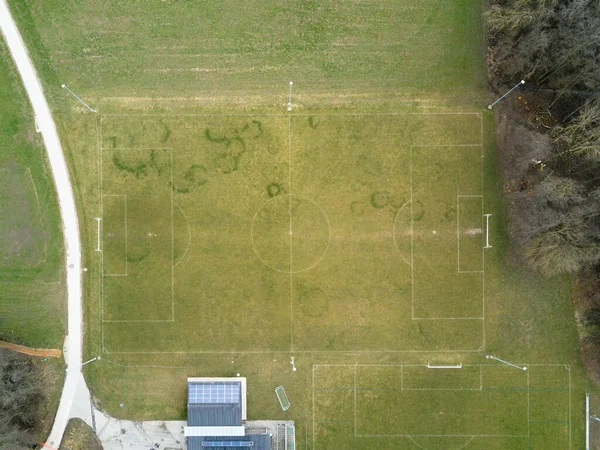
<box><xmin>7</xmin><ymin>0</ymin><xmax>592</xmax><ymax>447</ymax></box>
<box><xmin>314</xmin><ymin>364</ymin><xmax>571</xmax><ymax>449</ymax></box>
<box><xmin>98</xmin><ymin>113</ymin><xmax>486</xmax><ymax>354</ymax></box>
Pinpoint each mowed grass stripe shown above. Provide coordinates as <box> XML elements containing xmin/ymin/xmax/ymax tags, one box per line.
<box><xmin>10</xmin><ymin>0</ymin><xmax>486</xmax><ymax>105</ymax></box>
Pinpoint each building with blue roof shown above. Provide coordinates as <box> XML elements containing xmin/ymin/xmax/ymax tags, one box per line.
<box><xmin>186</xmin><ymin>377</ymin><xmax>270</xmax><ymax>450</ymax></box>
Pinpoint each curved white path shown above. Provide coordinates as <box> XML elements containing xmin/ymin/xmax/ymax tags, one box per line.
<box><xmin>0</xmin><ymin>1</ymin><xmax>83</xmax><ymax>448</ymax></box>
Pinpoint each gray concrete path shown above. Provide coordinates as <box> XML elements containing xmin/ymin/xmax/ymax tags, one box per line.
<box><xmin>0</xmin><ymin>2</ymin><xmax>83</xmax><ymax>448</ymax></box>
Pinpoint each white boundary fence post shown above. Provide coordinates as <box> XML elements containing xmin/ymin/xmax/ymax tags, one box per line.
<box><xmin>484</xmin><ymin>214</ymin><xmax>492</xmax><ymax>248</ymax></box>
<box><xmin>488</xmin><ymin>80</ymin><xmax>525</xmax><ymax>109</ymax></box>
<box><xmin>426</xmin><ymin>363</ymin><xmax>462</xmax><ymax>369</ymax></box>
<box><xmin>587</xmin><ymin>393</ymin><xmax>590</xmax><ymax>450</ymax></box>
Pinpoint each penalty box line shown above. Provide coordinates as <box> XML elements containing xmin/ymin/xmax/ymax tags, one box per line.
<box><xmin>98</xmin><ymin>129</ymin><xmax>176</xmax><ymax>326</ymax></box>
<box><xmin>410</xmin><ymin>119</ymin><xmax>485</xmax><ymax>323</ymax></box>
<box><xmin>313</xmin><ymin>363</ymin><xmax>570</xmax><ymax>444</ymax></box>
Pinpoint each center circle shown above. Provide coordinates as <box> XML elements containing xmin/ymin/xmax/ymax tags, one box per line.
<box><xmin>251</xmin><ymin>194</ymin><xmax>330</xmax><ymax>273</ymax></box>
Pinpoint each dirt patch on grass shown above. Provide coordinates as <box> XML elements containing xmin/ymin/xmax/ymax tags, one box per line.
<box><xmin>59</xmin><ymin>418</ymin><xmax>103</xmax><ymax>450</ymax></box>
<box><xmin>0</xmin><ymin>160</ymin><xmax>45</xmax><ymax>267</ymax></box>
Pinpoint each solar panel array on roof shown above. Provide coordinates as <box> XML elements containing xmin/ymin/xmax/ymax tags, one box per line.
<box><xmin>201</xmin><ymin>441</ymin><xmax>254</xmax><ymax>447</ymax></box>
<box><xmin>189</xmin><ymin>383</ymin><xmax>240</xmax><ymax>405</ymax></box>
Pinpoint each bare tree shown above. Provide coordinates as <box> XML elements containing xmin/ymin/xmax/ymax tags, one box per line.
<box><xmin>486</xmin><ymin>0</ymin><xmax>600</xmax><ymax>92</ymax></box>
<box><xmin>0</xmin><ymin>350</ymin><xmax>46</xmax><ymax>450</ymax></box>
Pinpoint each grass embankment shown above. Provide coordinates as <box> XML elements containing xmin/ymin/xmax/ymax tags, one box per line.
<box><xmin>0</xmin><ymin>34</ymin><xmax>65</xmax><ymax>445</ymax></box>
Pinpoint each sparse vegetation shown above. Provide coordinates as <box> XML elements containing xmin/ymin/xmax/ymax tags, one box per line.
<box><xmin>486</xmin><ymin>0</ymin><xmax>600</xmax><ymax>93</ymax></box>
<box><xmin>0</xmin><ymin>29</ymin><xmax>65</xmax><ymax>450</ymax></box>
<box><xmin>485</xmin><ymin>0</ymin><xmax>600</xmax><ymax>411</ymax></box>
<box><xmin>0</xmin><ymin>350</ymin><xmax>61</xmax><ymax>450</ymax></box>
<box><xmin>59</xmin><ymin>419</ymin><xmax>103</xmax><ymax>450</ymax></box>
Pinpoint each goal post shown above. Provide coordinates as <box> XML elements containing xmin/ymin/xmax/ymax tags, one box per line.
<box><xmin>427</xmin><ymin>363</ymin><xmax>462</xmax><ymax>369</ymax></box>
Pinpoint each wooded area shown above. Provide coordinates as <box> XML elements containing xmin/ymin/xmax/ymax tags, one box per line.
<box><xmin>486</xmin><ymin>0</ymin><xmax>600</xmax><ymax>276</ymax></box>
<box><xmin>0</xmin><ymin>350</ymin><xmax>56</xmax><ymax>450</ymax></box>
<box><xmin>486</xmin><ymin>0</ymin><xmax>600</xmax><ymax>379</ymax></box>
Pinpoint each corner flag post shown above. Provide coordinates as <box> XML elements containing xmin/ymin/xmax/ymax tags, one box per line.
<box><xmin>484</xmin><ymin>214</ymin><xmax>492</xmax><ymax>249</ymax></box>
<box><xmin>61</xmin><ymin>84</ymin><xmax>97</xmax><ymax>112</ymax></box>
<box><xmin>488</xmin><ymin>80</ymin><xmax>525</xmax><ymax>109</ymax></box>
<box><xmin>287</xmin><ymin>81</ymin><xmax>293</xmax><ymax>111</ymax></box>
<box><xmin>486</xmin><ymin>355</ymin><xmax>526</xmax><ymax>371</ymax></box>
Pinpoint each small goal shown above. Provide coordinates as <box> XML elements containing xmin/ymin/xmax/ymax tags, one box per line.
<box><xmin>275</xmin><ymin>386</ymin><xmax>290</xmax><ymax>411</ymax></box>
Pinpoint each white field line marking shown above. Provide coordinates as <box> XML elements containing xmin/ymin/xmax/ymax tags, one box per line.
<box><xmin>101</xmin><ymin>358</ymin><xmax>185</xmax><ymax>369</ymax></box>
<box><xmin>103</xmin><ymin>348</ymin><xmax>488</xmax><ymax>355</ymax></box>
<box><xmin>104</xmin><ymin>319</ymin><xmax>173</xmax><ymax>322</ymax></box>
<box><xmin>527</xmin><ymin>369</ymin><xmax>531</xmax><ymax>446</ymax></box>
<box><xmin>412</xmin><ymin>317</ymin><xmax>483</xmax><ymax>320</ymax></box>
<box><xmin>410</xmin><ymin>146</ymin><xmax>414</xmax><ymax>318</ymax></box>
<box><xmin>99</xmin><ymin>117</ymin><xmax>105</xmax><ymax>353</ymax></box>
<box><xmin>362</xmin><ymin>434</ymin><xmax>527</xmax><ymax>438</ymax></box>
<box><xmin>125</xmin><ymin>194</ymin><xmax>128</xmax><ymax>276</ymax></box>
<box><xmin>457</xmin><ymin>193</ymin><xmax>460</xmax><ymax>272</ymax></box>
<box><xmin>250</xmin><ymin>194</ymin><xmax>331</xmax><ymax>274</ymax></box>
<box><xmin>173</xmin><ymin>202</ymin><xmax>192</xmax><ymax>268</ymax></box>
<box><xmin>101</xmin><ymin>147</ymin><xmax>171</xmax><ymax>150</ymax></box>
<box><xmin>288</xmin><ymin>114</ymin><xmax>293</xmax><ymax>352</ymax></box>
<box><xmin>398</xmin><ymin>388</ymin><xmax>483</xmax><ymax>391</ymax></box>
<box><xmin>406</xmin><ymin>435</ymin><xmax>475</xmax><ymax>450</ymax></box>
<box><xmin>401</xmin><ymin>365</ymin><xmax>403</xmax><ymax>391</ymax></box>
<box><xmin>101</xmin><ymin>112</ymin><xmax>484</xmax><ymax>117</ymax></box>
<box><xmin>103</xmin><ymin>319</ymin><xmax>174</xmax><ymax>323</ymax></box>
<box><xmin>98</xmin><ymin>116</ymin><xmax>105</xmax><ymax>354</ymax></box>
<box><xmin>392</xmin><ymin>200</ymin><xmax>412</xmax><ymax>267</ymax></box>
<box><xmin>313</xmin><ymin>363</ymin><xmax>570</xmax><ymax>368</ymax></box>
<box><xmin>480</xmin><ymin>366</ymin><xmax>482</xmax><ymax>391</ymax></box>
<box><xmin>312</xmin><ymin>365</ymin><xmax>315</xmax><ymax>450</ymax></box>
<box><xmin>170</xmin><ymin>149</ymin><xmax>174</xmax><ymax>321</ymax></box>
<box><xmin>568</xmin><ymin>365</ymin><xmax>572</xmax><ymax>449</ymax></box>
<box><xmin>480</xmin><ymin>115</ymin><xmax>486</xmax><ymax>351</ymax></box>
<box><xmin>354</xmin><ymin>363</ymin><xmax>357</xmax><ymax>437</ymax></box>
<box><xmin>94</xmin><ymin>218</ymin><xmax>102</xmax><ymax>252</ymax></box>
<box><xmin>411</xmin><ymin>144</ymin><xmax>482</xmax><ymax>147</ymax></box>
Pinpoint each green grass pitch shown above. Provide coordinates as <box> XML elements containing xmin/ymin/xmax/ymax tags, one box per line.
<box><xmin>6</xmin><ymin>0</ymin><xmax>593</xmax><ymax>447</ymax></box>
<box><xmin>98</xmin><ymin>113</ymin><xmax>486</xmax><ymax>354</ymax></box>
